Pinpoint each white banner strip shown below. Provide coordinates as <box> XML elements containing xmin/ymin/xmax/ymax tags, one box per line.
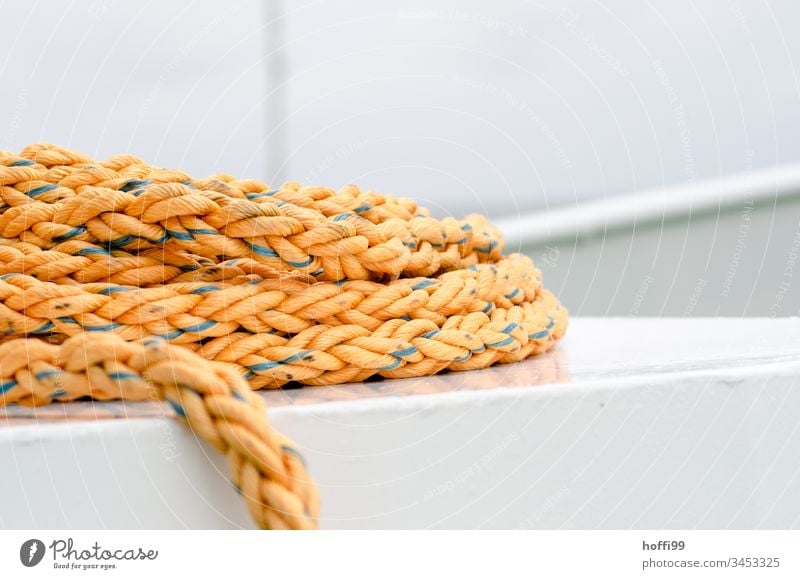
<box><xmin>0</xmin><ymin>531</ymin><xmax>797</xmax><ymax>578</ymax></box>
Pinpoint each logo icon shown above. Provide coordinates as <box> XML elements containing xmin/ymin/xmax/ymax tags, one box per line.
<box><xmin>20</xmin><ymin>539</ymin><xmax>45</xmax><ymax>567</ymax></box>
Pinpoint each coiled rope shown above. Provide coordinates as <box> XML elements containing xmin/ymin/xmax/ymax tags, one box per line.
<box><xmin>0</xmin><ymin>143</ymin><xmax>568</xmax><ymax>529</ymax></box>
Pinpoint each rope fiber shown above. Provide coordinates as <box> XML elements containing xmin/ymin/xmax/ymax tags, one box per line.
<box><xmin>0</xmin><ymin>143</ymin><xmax>568</xmax><ymax>529</ymax></box>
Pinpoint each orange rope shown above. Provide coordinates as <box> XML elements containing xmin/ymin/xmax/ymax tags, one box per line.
<box><xmin>0</xmin><ymin>333</ymin><xmax>319</xmax><ymax>529</ymax></box>
<box><xmin>0</xmin><ymin>143</ymin><xmax>568</xmax><ymax>529</ymax></box>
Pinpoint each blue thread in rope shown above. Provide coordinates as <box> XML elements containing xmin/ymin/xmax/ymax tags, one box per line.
<box><xmin>180</xmin><ymin>320</ymin><xmax>217</xmax><ymax>333</ymax></box>
<box><xmin>281</xmin><ymin>445</ymin><xmax>308</xmax><ymax>467</ymax></box>
<box><xmin>246</xmin><ymin>350</ymin><xmax>313</xmax><ymax>373</ymax></box>
<box><xmin>474</xmin><ymin>239</ymin><xmax>499</xmax><ymax>254</ymax></box>
<box><xmin>378</xmin><ymin>358</ymin><xmax>402</xmax><ymax>371</ymax></box>
<box><xmin>411</xmin><ymin>280</ymin><xmax>436</xmax><ymax>291</ymax></box>
<box><xmin>108</xmin><ymin>371</ymin><xmax>140</xmax><ymax>381</ymax></box>
<box><xmin>244</xmin><ymin>240</ymin><xmax>279</xmax><ymax>258</ymax></box>
<box><xmin>25</xmin><ymin>184</ymin><xmax>59</xmax><ymax>198</ymax></box>
<box><xmin>152</xmin><ymin>231</ymin><xmax>170</xmax><ymax>244</ymax></box>
<box><xmin>185</xmin><ymin>227</ymin><xmax>219</xmax><ymax>236</ymax></box>
<box><xmin>391</xmin><ymin>345</ymin><xmax>418</xmax><ymax>357</ymax></box>
<box><xmin>98</xmin><ymin>286</ymin><xmax>131</xmax><ymax>295</ymax></box>
<box><xmin>83</xmin><ymin>322</ymin><xmax>123</xmax><ymax>332</ymax></box>
<box><xmin>75</xmin><ymin>247</ymin><xmax>109</xmax><ymax>256</ymax></box>
<box><xmin>287</xmin><ymin>256</ymin><xmax>314</xmax><ymax>268</ymax></box>
<box><xmin>0</xmin><ymin>379</ymin><xmax>17</xmax><ymax>394</ymax></box>
<box><xmin>190</xmin><ymin>285</ymin><xmax>220</xmax><ymax>295</ymax></box>
<box><xmin>166</xmin><ymin>230</ymin><xmax>194</xmax><ymax>241</ymax></box>
<box><xmin>120</xmin><ymin>179</ymin><xmax>151</xmax><ymax>192</ymax></box>
<box><xmin>52</xmin><ymin>226</ymin><xmax>86</xmax><ymax>242</ymax></box>
<box><xmin>485</xmin><ymin>336</ymin><xmax>514</xmax><ymax>348</ymax></box>
<box><xmin>108</xmin><ymin>235</ymin><xmax>136</xmax><ymax>247</ymax></box>
<box><xmin>167</xmin><ymin>399</ymin><xmax>186</xmax><ymax>417</ymax></box>
<box><xmin>32</xmin><ymin>321</ymin><xmax>55</xmax><ymax>333</ymax></box>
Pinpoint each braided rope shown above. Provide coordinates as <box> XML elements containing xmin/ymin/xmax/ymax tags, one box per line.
<box><xmin>0</xmin><ymin>143</ymin><xmax>568</xmax><ymax>529</ymax></box>
<box><xmin>0</xmin><ymin>333</ymin><xmax>319</xmax><ymax>529</ymax></box>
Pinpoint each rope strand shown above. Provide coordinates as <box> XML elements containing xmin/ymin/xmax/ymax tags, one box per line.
<box><xmin>0</xmin><ymin>333</ymin><xmax>319</xmax><ymax>529</ymax></box>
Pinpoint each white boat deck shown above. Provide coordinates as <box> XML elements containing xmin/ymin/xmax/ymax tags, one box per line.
<box><xmin>2</xmin><ymin>318</ymin><xmax>799</xmax><ymax>529</ymax></box>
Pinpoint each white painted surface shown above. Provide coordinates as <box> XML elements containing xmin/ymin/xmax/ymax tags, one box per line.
<box><xmin>0</xmin><ymin>0</ymin><xmax>267</xmax><ymax>177</ymax></box>
<box><xmin>2</xmin><ymin>318</ymin><xmax>799</xmax><ymax>529</ymax></box>
<box><xmin>501</xmin><ymin>163</ymin><xmax>800</xmax><ymax>317</ymax></box>
<box><xmin>266</xmin><ymin>0</ymin><xmax>800</xmax><ymax>217</ymax></box>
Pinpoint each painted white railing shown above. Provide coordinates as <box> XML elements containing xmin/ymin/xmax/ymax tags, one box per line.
<box><xmin>495</xmin><ymin>163</ymin><xmax>800</xmax><ymax>247</ymax></box>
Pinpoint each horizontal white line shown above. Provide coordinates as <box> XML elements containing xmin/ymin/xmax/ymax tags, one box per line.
<box><xmin>495</xmin><ymin>163</ymin><xmax>800</xmax><ymax>246</ymax></box>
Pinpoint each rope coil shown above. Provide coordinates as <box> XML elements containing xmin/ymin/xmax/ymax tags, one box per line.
<box><xmin>0</xmin><ymin>143</ymin><xmax>568</xmax><ymax>529</ymax></box>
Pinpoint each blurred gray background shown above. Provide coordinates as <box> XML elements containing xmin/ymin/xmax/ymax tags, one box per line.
<box><xmin>2</xmin><ymin>0</ymin><xmax>800</xmax><ymax>315</ymax></box>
